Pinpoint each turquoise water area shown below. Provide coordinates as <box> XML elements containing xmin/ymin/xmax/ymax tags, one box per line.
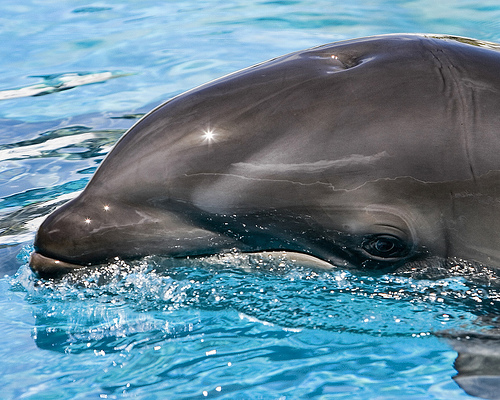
<box><xmin>2</xmin><ymin>1</ymin><xmax>500</xmax><ymax>398</ymax></box>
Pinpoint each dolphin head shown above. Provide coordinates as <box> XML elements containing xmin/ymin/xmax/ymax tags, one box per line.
<box><xmin>30</xmin><ymin>34</ymin><xmax>500</xmax><ymax>278</ymax></box>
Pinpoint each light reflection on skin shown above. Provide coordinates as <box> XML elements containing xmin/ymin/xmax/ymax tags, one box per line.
<box><xmin>202</xmin><ymin>128</ymin><xmax>216</xmax><ymax>143</ymax></box>
<box><xmin>77</xmin><ymin>126</ymin><xmax>225</xmax><ymax>241</ymax></box>
<box><xmin>81</xmin><ymin>126</ymin><xmax>220</xmax><ymax>231</ymax></box>
<box><xmin>83</xmin><ymin>205</ymin><xmax>109</xmax><ymax>226</ymax></box>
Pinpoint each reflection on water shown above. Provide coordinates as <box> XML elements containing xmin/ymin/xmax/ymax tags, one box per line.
<box><xmin>16</xmin><ymin>252</ymin><xmax>500</xmax><ymax>343</ymax></box>
<box><xmin>0</xmin><ymin>71</ymin><xmax>134</xmax><ymax>101</ymax></box>
<box><xmin>0</xmin><ymin>125</ymin><xmax>124</xmax><ymax>162</ymax></box>
<box><xmin>9</xmin><ymin>252</ymin><xmax>498</xmax><ymax>398</ymax></box>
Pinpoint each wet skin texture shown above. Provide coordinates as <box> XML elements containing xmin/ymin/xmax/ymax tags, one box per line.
<box><xmin>31</xmin><ymin>34</ymin><xmax>500</xmax><ymax>279</ymax></box>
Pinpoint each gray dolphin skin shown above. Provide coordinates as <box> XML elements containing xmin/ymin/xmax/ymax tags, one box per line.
<box><xmin>30</xmin><ymin>33</ymin><xmax>500</xmax><ymax>279</ymax></box>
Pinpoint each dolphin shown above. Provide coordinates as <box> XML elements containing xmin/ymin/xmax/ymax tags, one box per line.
<box><xmin>30</xmin><ymin>34</ymin><xmax>500</xmax><ymax>280</ymax></box>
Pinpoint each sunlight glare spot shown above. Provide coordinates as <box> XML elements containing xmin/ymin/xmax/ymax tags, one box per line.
<box><xmin>85</xmin><ymin>218</ymin><xmax>91</xmax><ymax>224</ymax></box>
<box><xmin>103</xmin><ymin>205</ymin><xmax>110</xmax><ymax>211</ymax></box>
<box><xmin>203</xmin><ymin>128</ymin><xmax>216</xmax><ymax>142</ymax></box>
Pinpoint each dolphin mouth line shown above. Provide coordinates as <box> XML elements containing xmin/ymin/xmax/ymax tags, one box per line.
<box><xmin>29</xmin><ymin>252</ymin><xmax>86</xmax><ymax>278</ymax></box>
<box><xmin>28</xmin><ymin>249</ymin><xmax>338</xmax><ymax>279</ymax></box>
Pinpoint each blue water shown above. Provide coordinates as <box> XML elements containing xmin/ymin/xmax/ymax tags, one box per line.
<box><xmin>2</xmin><ymin>1</ymin><xmax>500</xmax><ymax>398</ymax></box>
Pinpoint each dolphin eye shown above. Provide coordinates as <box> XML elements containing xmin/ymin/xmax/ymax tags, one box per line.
<box><xmin>361</xmin><ymin>234</ymin><xmax>409</xmax><ymax>259</ymax></box>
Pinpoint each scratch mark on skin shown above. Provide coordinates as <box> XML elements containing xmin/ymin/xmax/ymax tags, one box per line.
<box><xmin>183</xmin><ymin>172</ymin><xmax>447</xmax><ymax>194</ymax></box>
<box><xmin>183</xmin><ymin>172</ymin><xmax>337</xmax><ymax>189</ymax></box>
<box><xmin>231</xmin><ymin>152</ymin><xmax>389</xmax><ymax>174</ymax></box>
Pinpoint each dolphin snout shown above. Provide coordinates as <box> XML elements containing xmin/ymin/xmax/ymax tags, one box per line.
<box><xmin>29</xmin><ymin>251</ymin><xmax>84</xmax><ymax>278</ymax></box>
<box><xmin>30</xmin><ymin>198</ymin><xmax>93</xmax><ymax>277</ymax></box>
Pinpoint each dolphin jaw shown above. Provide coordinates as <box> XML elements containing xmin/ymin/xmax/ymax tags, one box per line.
<box><xmin>29</xmin><ymin>251</ymin><xmax>87</xmax><ymax>279</ymax></box>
